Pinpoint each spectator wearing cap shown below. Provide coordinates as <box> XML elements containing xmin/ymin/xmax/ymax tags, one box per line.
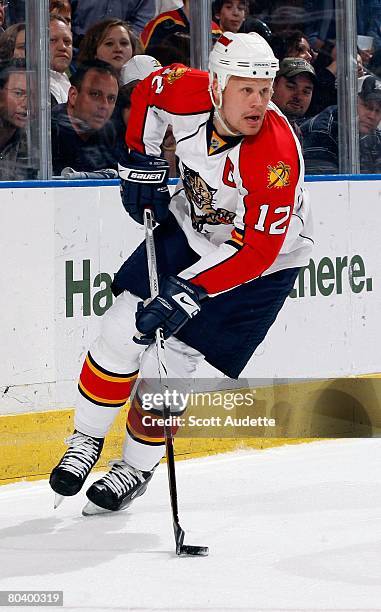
<box><xmin>301</xmin><ymin>75</ymin><xmax>381</xmax><ymax>175</ymax></box>
<box><xmin>272</xmin><ymin>58</ymin><xmax>316</xmax><ymax>141</ymax></box>
<box><xmin>113</xmin><ymin>54</ymin><xmax>160</xmax><ymax>138</ymax></box>
<box><xmin>212</xmin><ymin>1</ymin><xmax>247</xmax><ymax>34</ymax></box>
<box><xmin>51</xmin><ymin>60</ymin><xmax>120</xmax><ymax>175</ymax></box>
<box><xmin>111</xmin><ymin>55</ymin><xmax>177</xmax><ymax>171</ymax></box>
<box><xmin>116</xmin><ymin>54</ymin><xmax>178</xmax><ymax>175</ymax></box>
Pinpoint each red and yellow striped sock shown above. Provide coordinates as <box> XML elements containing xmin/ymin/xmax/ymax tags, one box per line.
<box><xmin>78</xmin><ymin>351</ymin><xmax>138</xmax><ymax>408</ymax></box>
<box><xmin>126</xmin><ymin>392</ymin><xmax>181</xmax><ymax>446</ymax></box>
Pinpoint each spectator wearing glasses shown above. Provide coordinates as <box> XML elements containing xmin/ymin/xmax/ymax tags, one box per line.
<box><xmin>51</xmin><ymin>60</ymin><xmax>120</xmax><ymax>175</ymax></box>
<box><xmin>50</xmin><ymin>15</ymin><xmax>73</xmax><ymax>106</ymax></box>
<box><xmin>0</xmin><ymin>58</ymin><xmax>31</xmax><ymax>180</ymax></box>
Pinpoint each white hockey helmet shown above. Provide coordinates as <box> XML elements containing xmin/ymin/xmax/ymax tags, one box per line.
<box><xmin>209</xmin><ymin>31</ymin><xmax>279</xmax><ymax>93</ymax></box>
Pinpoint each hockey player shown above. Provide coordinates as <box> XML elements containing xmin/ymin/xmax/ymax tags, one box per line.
<box><xmin>50</xmin><ymin>32</ymin><xmax>313</xmax><ymax>515</ymax></box>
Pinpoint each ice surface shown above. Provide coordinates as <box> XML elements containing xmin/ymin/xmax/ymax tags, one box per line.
<box><xmin>1</xmin><ymin>439</ymin><xmax>381</xmax><ymax>611</ymax></box>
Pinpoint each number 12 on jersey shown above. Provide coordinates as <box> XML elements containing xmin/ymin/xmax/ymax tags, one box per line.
<box><xmin>254</xmin><ymin>204</ymin><xmax>291</xmax><ymax>235</ymax></box>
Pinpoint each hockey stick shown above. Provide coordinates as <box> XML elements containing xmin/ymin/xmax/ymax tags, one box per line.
<box><xmin>143</xmin><ymin>208</ymin><xmax>209</xmax><ymax>557</ymax></box>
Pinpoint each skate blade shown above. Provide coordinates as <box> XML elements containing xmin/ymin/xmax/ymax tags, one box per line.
<box><xmin>54</xmin><ymin>494</ymin><xmax>65</xmax><ymax>509</ymax></box>
<box><xmin>82</xmin><ymin>500</ymin><xmax>113</xmax><ymax>516</ymax></box>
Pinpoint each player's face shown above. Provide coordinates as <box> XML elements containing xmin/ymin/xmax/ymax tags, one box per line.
<box><xmin>96</xmin><ymin>26</ymin><xmax>133</xmax><ymax>72</ymax></box>
<box><xmin>0</xmin><ymin>72</ymin><xmax>28</xmax><ymax>129</ymax></box>
<box><xmin>50</xmin><ymin>20</ymin><xmax>73</xmax><ymax>73</ymax></box>
<box><xmin>358</xmin><ymin>97</ymin><xmax>381</xmax><ymax>134</ymax></box>
<box><xmin>217</xmin><ymin>76</ymin><xmax>273</xmax><ymax>136</ymax></box>
<box><xmin>68</xmin><ymin>70</ymin><xmax>118</xmax><ymax>131</ymax></box>
<box><xmin>272</xmin><ymin>75</ymin><xmax>314</xmax><ymax>118</ymax></box>
<box><xmin>215</xmin><ymin>1</ymin><xmax>246</xmax><ymax>33</ymax></box>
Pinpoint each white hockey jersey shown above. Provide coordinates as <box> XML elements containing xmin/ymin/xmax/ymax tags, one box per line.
<box><xmin>126</xmin><ymin>64</ymin><xmax>313</xmax><ymax>296</ymax></box>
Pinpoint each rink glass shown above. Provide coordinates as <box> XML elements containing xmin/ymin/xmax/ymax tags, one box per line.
<box><xmin>0</xmin><ymin>1</ymin><xmax>376</xmax><ymax>181</ymax></box>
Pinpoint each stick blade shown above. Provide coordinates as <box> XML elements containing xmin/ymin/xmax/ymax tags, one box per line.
<box><xmin>177</xmin><ymin>544</ymin><xmax>209</xmax><ymax>557</ymax></box>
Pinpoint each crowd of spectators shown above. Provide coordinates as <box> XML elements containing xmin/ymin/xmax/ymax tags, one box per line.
<box><xmin>0</xmin><ymin>0</ymin><xmax>381</xmax><ymax>181</ymax></box>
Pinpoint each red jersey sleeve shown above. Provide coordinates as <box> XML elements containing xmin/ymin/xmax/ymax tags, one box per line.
<box><xmin>190</xmin><ymin>111</ymin><xmax>302</xmax><ymax>294</ymax></box>
<box><xmin>126</xmin><ymin>64</ymin><xmax>212</xmax><ymax>154</ymax></box>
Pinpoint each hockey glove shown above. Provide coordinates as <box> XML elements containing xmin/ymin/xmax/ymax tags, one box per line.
<box><xmin>118</xmin><ymin>150</ymin><xmax>170</xmax><ymax>225</ymax></box>
<box><xmin>134</xmin><ymin>275</ymin><xmax>207</xmax><ymax>345</ymax></box>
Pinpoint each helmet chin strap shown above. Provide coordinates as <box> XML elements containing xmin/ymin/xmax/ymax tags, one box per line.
<box><xmin>214</xmin><ymin>107</ymin><xmax>243</xmax><ymax>137</ymax></box>
<box><xmin>208</xmin><ymin>83</ymin><xmax>243</xmax><ymax>137</ymax></box>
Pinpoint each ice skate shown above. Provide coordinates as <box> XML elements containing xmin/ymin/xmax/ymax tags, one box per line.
<box><xmin>49</xmin><ymin>431</ymin><xmax>104</xmax><ymax>506</ymax></box>
<box><xmin>82</xmin><ymin>460</ymin><xmax>155</xmax><ymax>515</ymax></box>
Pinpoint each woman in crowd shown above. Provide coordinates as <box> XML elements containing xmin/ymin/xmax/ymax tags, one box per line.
<box><xmin>0</xmin><ymin>23</ymin><xmax>25</xmax><ymax>61</ymax></box>
<box><xmin>76</xmin><ymin>18</ymin><xmax>142</xmax><ymax>77</ymax></box>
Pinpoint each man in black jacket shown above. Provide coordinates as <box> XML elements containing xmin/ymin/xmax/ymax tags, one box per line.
<box><xmin>51</xmin><ymin>60</ymin><xmax>119</xmax><ymax>175</ymax></box>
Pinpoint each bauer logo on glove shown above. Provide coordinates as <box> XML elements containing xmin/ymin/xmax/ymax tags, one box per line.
<box><xmin>125</xmin><ymin>169</ymin><xmax>167</xmax><ymax>183</ymax></box>
<box><xmin>118</xmin><ymin>149</ymin><xmax>170</xmax><ymax>225</ymax></box>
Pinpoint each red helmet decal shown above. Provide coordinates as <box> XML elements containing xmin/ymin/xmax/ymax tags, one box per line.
<box><xmin>218</xmin><ymin>34</ymin><xmax>233</xmax><ymax>47</ymax></box>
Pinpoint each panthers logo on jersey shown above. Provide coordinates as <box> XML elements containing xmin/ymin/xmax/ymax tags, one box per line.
<box><xmin>165</xmin><ymin>66</ymin><xmax>189</xmax><ymax>85</ymax></box>
<box><xmin>182</xmin><ymin>163</ymin><xmax>235</xmax><ymax>232</ymax></box>
<box><xmin>267</xmin><ymin>161</ymin><xmax>291</xmax><ymax>189</ymax></box>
